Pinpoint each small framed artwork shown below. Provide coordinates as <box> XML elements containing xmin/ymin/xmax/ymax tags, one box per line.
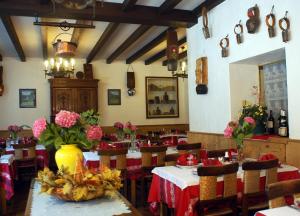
<box><xmin>19</xmin><ymin>89</ymin><xmax>36</xmax><ymax>108</ymax></box>
<box><xmin>145</xmin><ymin>77</ymin><xmax>179</xmax><ymax>119</ymax></box>
<box><xmin>108</xmin><ymin>89</ymin><xmax>121</xmax><ymax>105</ymax></box>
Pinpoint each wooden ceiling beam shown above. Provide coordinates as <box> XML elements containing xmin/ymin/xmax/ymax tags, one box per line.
<box><xmin>106</xmin><ymin>25</ymin><xmax>151</xmax><ymax>64</ymax></box>
<box><xmin>1</xmin><ymin>16</ymin><xmax>25</xmax><ymax>62</ymax></box>
<box><xmin>192</xmin><ymin>0</ymin><xmax>226</xmax><ymax>17</ymax></box>
<box><xmin>162</xmin><ymin>50</ymin><xmax>187</xmax><ymax>66</ymax></box>
<box><xmin>159</xmin><ymin>0</ymin><xmax>183</xmax><ymax>14</ymax></box>
<box><xmin>86</xmin><ymin>22</ymin><xmax>119</xmax><ymax>63</ymax></box>
<box><xmin>0</xmin><ymin>0</ymin><xmax>197</xmax><ymax>28</ymax></box>
<box><xmin>126</xmin><ymin>28</ymin><xmax>172</xmax><ymax>64</ymax></box>
<box><xmin>71</xmin><ymin>20</ymin><xmax>85</xmax><ymax>45</ymax></box>
<box><xmin>40</xmin><ymin>18</ymin><xmax>48</xmax><ymax>60</ymax></box>
<box><xmin>144</xmin><ymin>36</ymin><xmax>186</xmax><ymax>65</ymax></box>
<box><xmin>122</xmin><ymin>0</ymin><xmax>138</xmax><ymax>11</ymax></box>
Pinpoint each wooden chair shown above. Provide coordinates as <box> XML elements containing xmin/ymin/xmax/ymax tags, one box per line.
<box><xmin>267</xmin><ymin>179</ymin><xmax>300</xmax><ymax>208</ymax></box>
<box><xmin>196</xmin><ymin>162</ymin><xmax>239</xmax><ymax>216</ymax></box>
<box><xmin>206</xmin><ymin>149</ymin><xmax>226</xmax><ymax>159</ymax></box>
<box><xmin>164</xmin><ymin>153</ymin><xmax>179</xmax><ymax>166</ymax></box>
<box><xmin>241</xmin><ymin>159</ymin><xmax>278</xmax><ymax>216</ymax></box>
<box><xmin>98</xmin><ymin>148</ymin><xmax>128</xmax><ymax>198</ymax></box>
<box><xmin>138</xmin><ymin>146</ymin><xmax>167</xmax><ymax>206</ymax></box>
<box><xmin>176</xmin><ymin>143</ymin><xmax>201</xmax><ymax>159</ymax></box>
<box><xmin>12</xmin><ymin>143</ymin><xmax>37</xmax><ymax>181</ymax></box>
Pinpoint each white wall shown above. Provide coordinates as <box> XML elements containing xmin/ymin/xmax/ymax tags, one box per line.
<box><xmin>187</xmin><ymin>0</ymin><xmax>300</xmax><ymax>139</ymax></box>
<box><xmin>229</xmin><ymin>64</ymin><xmax>259</xmax><ymax>120</ymax></box>
<box><xmin>0</xmin><ymin>57</ymin><xmax>189</xmax><ymax>129</ymax></box>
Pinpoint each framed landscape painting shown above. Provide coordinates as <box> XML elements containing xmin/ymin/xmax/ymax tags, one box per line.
<box><xmin>19</xmin><ymin>89</ymin><xmax>36</xmax><ymax>108</ymax></box>
<box><xmin>145</xmin><ymin>77</ymin><xmax>179</xmax><ymax>119</ymax></box>
<box><xmin>108</xmin><ymin>89</ymin><xmax>121</xmax><ymax>105</ymax></box>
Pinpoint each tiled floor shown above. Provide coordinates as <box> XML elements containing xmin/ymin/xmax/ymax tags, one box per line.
<box><xmin>6</xmin><ymin>179</ymin><xmax>153</xmax><ymax>216</ymax></box>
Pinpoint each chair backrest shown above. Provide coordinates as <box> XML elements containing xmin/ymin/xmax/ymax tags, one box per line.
<box><xmin>164</xmin><ymin>153</ymin><xmax>179</xmax><ymax>166</ymax></box>
<box><xmin>206</xmin><ymin>149</ymin><xmax>226</xmax><ymax>158</ymax></box>
<box><xmin>12</xmin><ymin>143</ymin><xmax>36</xmax><ymax>160</ymax></box>
<box><xmin>242</xmin><ymin>159</ymin><xmax>278</xmax><ymax>195</ymax></box>
<box><xmin>177</xmin><ymin>143</ymin><xmax>201</xmax><ymax>158</ymax></box>
<box><xmin>140</xmin><ymin>146</ymin><xmax>167</xmax><ymax>168</ymax></box>
<box><xmin>267</xmin><ymin>179</ymin><xmax>300</xmax><ymax>208</ymax></box>
<box><xmin>98</xmin><ymin>148</ymin><xmax>128</xmax><ymax>170</ymax></box>
<box><xmin>197</xmin><ymin>162</ymin><xmax>239</xmax><ymax>201</ymax></box>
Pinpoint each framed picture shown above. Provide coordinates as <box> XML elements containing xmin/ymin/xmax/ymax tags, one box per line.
<box><xmin>19</xmin><ymin>89</ymin><xmax>36</xmax><ymax>108</ymax></box>
<box><xmin>108</xmin><ymin>89</ymin><xmax>121</xmax><ymax>105</ymax></box>
<box><xmin>145</xmin><ymin>77</ymin><xmax>179</xmax><ymax>119</ymax></box>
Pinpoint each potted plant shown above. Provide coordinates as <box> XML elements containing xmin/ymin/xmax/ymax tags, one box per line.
<box><xmin>32</xmin><ymin>109</ymin><xmax>102</xmax><ymax>174</ymax></box>
<box><xmin>224</xmin><ymin>117</ymin><xmax>256</xmax><ymax>160</ymax></box>
<box><xmin>239</xmin><ymin>102</ymin><xmax>268</xmax><ymax>135</ymax></box>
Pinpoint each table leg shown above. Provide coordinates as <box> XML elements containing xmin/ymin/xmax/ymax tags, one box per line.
<box><xmin>131</xmin><ymin>179</ymin><xmax>136</xmax><ymax>206</ymax></box>
<box><xmin>0</xmin><ymin>187</ymin><xmax>6</xmax><ymax>215</ymax></box>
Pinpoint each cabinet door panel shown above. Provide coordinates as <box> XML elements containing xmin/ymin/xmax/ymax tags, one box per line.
<box><xmin>52</xmin><ymin>88</ymin><xmax>75</xmax><ymax>114</ymax></box>
<box><xmin>76</xmin><ymin>88</ymin><xmax>97</xmax><ymax>113</ymax></box>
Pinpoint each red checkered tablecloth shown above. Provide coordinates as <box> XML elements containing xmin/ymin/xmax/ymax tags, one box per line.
<box><xmin>148</xmin><ymin>164</ymin><xmax>300</xmax><ymax>216</ymax></box>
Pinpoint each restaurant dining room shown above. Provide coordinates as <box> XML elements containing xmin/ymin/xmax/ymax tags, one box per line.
<box><xmin>1</xmin><ymin>0</ymin><xmax>300</xmax><ymax>215</ymax></box>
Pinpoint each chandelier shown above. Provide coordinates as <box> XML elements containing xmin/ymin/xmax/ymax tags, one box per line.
<box><xmin>43</xmin><ymin>34</ymin><xmax>77</xmax><ymax>78</ymax></box>
<box><xmin>52</xmin><ymin>0</ymin><xmax>96</xmax><ymax>10</ymax></box>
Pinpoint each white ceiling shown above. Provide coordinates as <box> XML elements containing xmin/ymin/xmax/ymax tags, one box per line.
<box><xmin>0</xmin><ymin>0</ymin><xmax>204</xmax><ymax>62</ymax></box>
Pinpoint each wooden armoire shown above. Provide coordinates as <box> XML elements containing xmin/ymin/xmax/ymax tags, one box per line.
<box><xmin>49</xmin><ymin>78</ymin><xmax>99</xmax><ymax>121</ymax></box>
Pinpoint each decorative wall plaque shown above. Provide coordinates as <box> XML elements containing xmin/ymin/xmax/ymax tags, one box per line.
<box><xmin>195</xmin><ymin>57</ymin><xmax>208</xmax><ymax>94</ymax></box>
<box><xmin>234</xmin><ymin>20</ymin><xmax>243</xmax><ymax>44</ymax></box>
<box><xmin>202</xmin><ymin>7</ymin><xmax>210</xmax><ymax>39</ymax></box>
<box><xmin>220</xmin><ymin>35</ymin><xmax>229</xmax><ymax>58</ymax></box>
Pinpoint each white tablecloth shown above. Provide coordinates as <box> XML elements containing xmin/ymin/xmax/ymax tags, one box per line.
<box><xmin>0</xmin><ymin>154</ymin><xmax>14</xmax><ymax>165</ymax></box>
<box><xmin>152</xmin><ymin>164</ymin><xmax>299</xmax><ymax>190</ymax></box>
<box><xmin>83</xmin><ymin>147</ymin><xmax>178</xmax><ymax>162</ymax></box>
<box><xmin>30</xmin><ymin>182</ymin><xmax>131</xmax><ymax>216</ymax></box>
<box><xmin>255</xmin><ymin>206</ymin><xmax>300</xmax><ymax>215</ymax></box>
<box><xmin>5</xmin><ymin>144</ymin><xmax>46</xmax><ymax>152</ymax></box>
<box><xmin>160</xmin><ymin>134</ymin><xmax>187</xmax><ymax>138</ymax></box>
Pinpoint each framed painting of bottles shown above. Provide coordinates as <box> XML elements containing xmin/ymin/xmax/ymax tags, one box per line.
<box><xmin>145</xmin><ymin>76</ymin><xmax>179</xmax><ymax>119</ymax></box>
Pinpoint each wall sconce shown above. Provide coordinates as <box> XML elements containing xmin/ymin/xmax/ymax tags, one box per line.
<box><xmin>127</xmin><ymin>65</ymin><xmax>136</xmax><ymax>96</ymax></box>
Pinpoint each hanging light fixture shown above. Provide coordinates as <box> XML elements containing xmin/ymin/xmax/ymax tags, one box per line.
<box><xmin>171</xmin><ymin>46</ymin><xmax>188</xmax><ymax>79</ymax></box>
<box><xmin>43</xmin><ymin>33</ymin><xmax>77</xmax><ymax>78</ymax></box>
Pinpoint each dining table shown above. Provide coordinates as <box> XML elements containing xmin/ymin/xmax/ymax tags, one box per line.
<box><xmin>148</xmin><ymin>163</ymin><xmax>300</xmax><ymax>216</ymax></box>
<box><xmin>0</xmin><ymin>144</ymin><xmax>49</xmax><ymax>200</ymax></box>
<box><xmin>25</xmin><ymin>180</ymin><xmax>142</xmax><ymax>216</ymax></box>
<box><xmin>255</xmin><ymin>205</ymin><xmax>300</xmax><ymax>215</ymax></box>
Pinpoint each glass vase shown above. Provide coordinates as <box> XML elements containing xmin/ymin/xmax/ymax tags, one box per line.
<box><xmin>130</xmin><ymin>135</ymin><xmax>137</xmax><ymax>152</ymax></box>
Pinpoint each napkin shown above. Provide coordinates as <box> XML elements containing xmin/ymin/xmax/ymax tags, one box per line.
<box><xmin>177</xmin><ymin>153</ymin><xmax>198</xmax><ymax>166</ymax></box>
<box><xmin>202</xmin><ymin>159</ymin><xmax>223</xmax><ymax>167</ymax></box>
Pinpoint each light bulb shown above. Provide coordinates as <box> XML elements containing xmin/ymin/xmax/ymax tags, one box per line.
<box><xmin>44</xmin><ymin>60</ymin><xmax>49</xmax><ymax>70</ymax></box>
<box><xmin>181</xmin><ymin>61</ymin><xmax>186</xmax><ymax>72</ymax></box>
<box><xmin>59</xmin><ymin>58</ymin><xmax>63</xmax><ymax>64</ymax></box>
<box><xmin>50</xmin><ymin>58</ymin><xmax>55</xmax><ymax>67</ymax></box>
<box><xmin>70</xmin><ymin>58</ymin><xmax>75</xmax><ymax>68</ymax></box>
<box><xmin>56</xmin><ymin>62</ymin><xmax>60</xmax><ymax>71</ymax></box>
<box><xmin>64</xmin><ymin>60</ymin><xmax>69</xmax><ymax>69</ymax></box>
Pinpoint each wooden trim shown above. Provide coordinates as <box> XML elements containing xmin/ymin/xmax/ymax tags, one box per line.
<box><xmin>48</xmin><ymin>78</ymin><xmax>99</xmax><ymax>88</ymax></box>
<box><xmin>122</xmin><ymin>0</ymin><xmax>138</xmax><ymax>12</ymax></box>
<box><xmin>1</xmin><ymin>16</ymin><xmax>25</xmax><ymax>61</ymax></box>
<box><xmin>0</xmin><ymin>1</ymin><xmax>197</xmax><ymax>28</ymax></box>
<box><xmin>159</xmin><ymin>0</ymin><xmax>183</xmax><ymax>14</ymax></box>
<box><xmin>192</xmin><ymin>0</ymin><xmax>226</xmax><ymax>17</ymax></box>
<box><xmin>86</xmin><ymin>23</ymin><xmax>119</xmax><ymax>63</ymax></box>
<box><xmin>40</xmin><ymin>18</ymin><xmax>48</xmax><ymax>60</ymax></box>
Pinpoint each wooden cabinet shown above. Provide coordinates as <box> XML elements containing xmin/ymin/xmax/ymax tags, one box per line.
<box><xmin>49</xmin><ymin>78</ymin><xmax>99</xmax><ymax>121</ymax></box>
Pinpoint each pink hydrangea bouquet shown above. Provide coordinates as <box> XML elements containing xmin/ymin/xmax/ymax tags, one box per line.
<box><xmin>224</xmin><ymin>116</ymin><xmax>256</xmax><ymax>150</ymax></box>
<box><xmin>32</xmin><ymin>110</ymin><xmax>102</xmax><ymax>150</ymax></box>
<box><xmin>123</xmin><ymin>121</ymin><xmax>137</xmax><ymax>140</ymax></box>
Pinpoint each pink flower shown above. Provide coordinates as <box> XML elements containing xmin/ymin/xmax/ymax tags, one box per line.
<box><xmin>32</xmin><ymin>118</ymin><xmax>47</xmax><ymax>138</ymax></box>
<box><xmin>86</xmin><ymin>125</ymin><xmax>103</xmax><ymax>141</ymax></box>
<box><xmin>244</xmin><ymin>116</ymin><xmax>255</xmax><ymax>125</ymax></box>
<box><xmin>224</xmin><ymin>125</ymin><xmax>234</xmax><ymax>138</ymax></box>
<box><xmin>114</xmin><ymin>122</ymin><xmax>123</xmax><ymax>130</ymax></box>
<box><xmin>131</xmin><ymin>125</ymin><xmax>137</xmax><ymax>131</ymax></box>
<box><xmin>55</xmin><ymin>110</ymin><xmax>80</xmax><ymax>128</ymax></box>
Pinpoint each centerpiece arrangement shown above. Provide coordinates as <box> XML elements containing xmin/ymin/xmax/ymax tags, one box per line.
<box><xmin>33</xmin><ymin>110</ymin><xmax>123</xmax><ymax>201</ymax></box>
<box><xmin>224</xmin><ymin>116</ymin><xmax>256</xmax><ymax>160</ymax></box>
<box><xmin>123</xmin><ymin>121</ymin><xmax>137</xmax><ymax>150</ymax></box>
<box><xmin>32</xmin><ymin>109</ymin><xmax>102</xmax><ymax>174</ymax></box>
<box><xmin>113</xmin><ymin>122</ymin><xmax>124</xmax><ymax>140</ymax></box>
<box><xmin>239</xmin><ymin>101</ymin><xmax>268</xmax><ymax>135</ymax></box>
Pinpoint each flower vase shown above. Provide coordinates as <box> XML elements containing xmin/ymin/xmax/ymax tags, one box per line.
<box><xmin>237</xmin><ymin>148</ymin><xmax>244</xmax><ymax>162</ymax></box>
<box><xmin>130</xmin><ymin>135</ymin><xmax>136</xmax><ymax>152</ymax></box>
<box><xmin>55</xmin><ymin>144</ymin><xmax>83</xmax><ymax>174</ymax></box>
<box><xmin>116</xmin><ymin>130</ymin><xmax>124</xmax><ymax>141</ymax></box>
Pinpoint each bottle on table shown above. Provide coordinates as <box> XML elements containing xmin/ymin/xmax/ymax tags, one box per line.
<box><xmin>278</xmin><ymin>109</ymin><xmax>288</xmax><ymax>137</ymax></box>
<box><xmin>267</xmin><ymin>110</ymin><xmax>275</xmax><ymax>134</ymax></box>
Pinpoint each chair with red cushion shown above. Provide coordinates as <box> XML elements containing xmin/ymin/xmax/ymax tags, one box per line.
<box><xmin>196</xmin><ymin>162</ymin><xmax>239</xmax><ymax>216</ymax></box>
<box><xmin>176</xmin><ymin>143</ymin><xmax>201</xmax><ymax>159</ymax></box>
<box><xmin>241</xmin><ymin>159</ymin><xmax>278</xmax><ymax>215</ymax></box>
<box><xmin>12</xmin><ymin>143</ymin><xmax>37</xmax><ymax>181</ymax></box>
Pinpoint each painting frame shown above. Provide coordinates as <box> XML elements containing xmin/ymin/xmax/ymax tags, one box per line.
<box><xmin>145</xmin><ymin>76</ymin><xmax>179</xmax><ymax>119</ymax></box>
<box><xmin>107</xmin><ymin>89</ymin><xmax>121</xmax><ymax>105</ymax></box>
<box><xmin>19</xmin><ymin>89</ymin><xmax>36</xmax><ymax>108</ymax></box>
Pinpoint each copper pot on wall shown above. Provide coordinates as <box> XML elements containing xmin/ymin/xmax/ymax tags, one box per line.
<box><xmin>53</xmin><ymin>40</ymin><xmax>77</xmax><ymax>58</ymax></box>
